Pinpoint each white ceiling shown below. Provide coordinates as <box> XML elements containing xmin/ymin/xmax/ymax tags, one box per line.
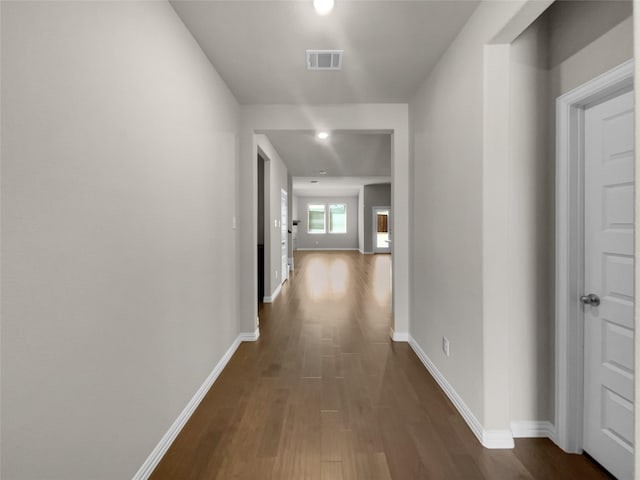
<box><xmin>264</xmin><ymin>130</ymin><xmax>390</xmax><ymax>176</ymax></box>
<box><xmin>293</xmin><ymin>176</ymin><xmax>390</xmax><ymax>197</ymax></box>
<box><xmin>170</xmin><ymin>0</ymin><xmax>480</xmax><ymax>104</ymax></box>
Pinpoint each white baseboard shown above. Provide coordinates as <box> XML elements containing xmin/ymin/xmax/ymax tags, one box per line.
<box><xmin>389</xmin><ymin>327</ymin><xmax>409</xmax><ymax>342</ymax></box>
<box><xmin>263</xmin><ymin>282</ymin><xmax>282</xmax><ymax>303</ymax></box>
<box><xmin>132</xmin><ymin>332</ymin><xmax>257</xmax><ymax>479</ymax></box>
<box><xmin>296</xmin><ymin>247</ymin><xmax>359</xmax><ymax>251</ymax></box>
<box><xmin>408</xmin><ymin>335</ymin><xmax>515</xmax><ymax>449</ymax></box>
<box><xmin>511</xmin><ymin>420</ymin><xmax>556</xmax><ymax>439</ymax></box>
<box><xmin>358</xmin><ymin>249</ymin><xmax>373</xmax><ymax>255</ymax></box>
<box><xmin>238</xmin><ymin>327</ymin><xmax>260</xmax><ymax>342</ymax></box>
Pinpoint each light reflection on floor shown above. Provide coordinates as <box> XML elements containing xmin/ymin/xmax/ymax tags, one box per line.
<box><xmin>304</xmin><ymin>256</ymin><xmax>350</xmax><ymax>299</ymax></box>
<box><xmin>372</xmin><ymin>254</ymin><xmax>391</xmax><ymax>306</ymax></box>
<box><xmin>301</xmin><ymin>252</ymin><xmax>391</xmax><ymax>309</ymax></box>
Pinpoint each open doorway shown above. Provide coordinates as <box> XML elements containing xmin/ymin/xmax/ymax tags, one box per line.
<box><xmin>372</xmin><ymin>206</ymin><xmax>391</xmax><ymax>253</ymax></box>
<box><xmin>257</xmin><ymin>153</ymin><xmax>266</xmax><ymax>304</ymax></box>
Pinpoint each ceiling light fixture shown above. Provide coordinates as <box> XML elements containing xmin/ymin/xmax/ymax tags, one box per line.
<box><xmin>319</xmin><ymin>170</ymin><xmax>327</xmax><ymax>175</ymax></box>
<box><xmin>313</xmin><ymin>0</ymin><xmax>334</xmax><ymax>15</ymax></box>
<box><xmin>310</xmin><ymin>180</ymin><xmax>319</xmax><ymax>184</ymax></box>
<box><xmin>317</xmin><ymin>131</ymin><xmax>329</xmax><ymax>140</ymax></box>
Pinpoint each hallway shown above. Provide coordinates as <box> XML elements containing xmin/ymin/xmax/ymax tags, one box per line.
<box><xmin>151</xmin><ymin>252</ymin><xmax>609</xmax><ymax>480</ymax></box>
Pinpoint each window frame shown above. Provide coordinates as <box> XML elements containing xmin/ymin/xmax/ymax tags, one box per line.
<box><xmin>328</xmin><ymin>203</ymin><xmax>347</xmax><ymax>234</ymax></box>
<box><xmin>307</xmin><ymin>204</ymin><xmax>326</xmax><ymax>234</ymax></box>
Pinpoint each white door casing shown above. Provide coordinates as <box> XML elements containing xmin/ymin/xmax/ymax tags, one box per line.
<box><xmin>582</xmin><ymin>90</ymin><xmax>634</xmax><ymax>480</ymax></box>
<box><xmin>281</xmin><ymin>189</ymin><xmax>288</xmax><ymax>283</ymax></box>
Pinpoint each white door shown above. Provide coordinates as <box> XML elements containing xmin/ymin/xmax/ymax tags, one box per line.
<box><xmin>583</xmin><ymin>89</ymin><xmax>634</xmax><ymax>480</ymax></box>
<box><xmin>372</xmin><ymin>207</ymin><xmax>391</xmax><ymax>253</ymax></box>
<box><xmin>281</xmin><ymin>189</ymin><xmax>288</xmax><ymax>283</ymax></box>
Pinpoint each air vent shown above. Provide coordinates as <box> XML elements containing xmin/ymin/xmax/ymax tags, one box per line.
<box><xmin>306</xmin><ymin>50</ymin><xmax>343</xmax><ymax>70</ymax></box>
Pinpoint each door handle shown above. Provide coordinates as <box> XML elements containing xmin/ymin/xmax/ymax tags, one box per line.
<box><xmin>580</xmin><ymin>294</ymin><xmax>600</xmax><ymax>307</ymax></box>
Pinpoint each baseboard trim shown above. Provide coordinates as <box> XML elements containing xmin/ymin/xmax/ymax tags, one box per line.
<box><xmin>408</xmin><ymin>335</ymin><xmax>514</xmax><ymax>449</ymax></box>
<box><xmin>263</xmin><ymin>282</ymin><xmax>282</xmax><ymax>303</ymax></box>
<box><xmin>132</xmin><ymin>332</ymin><xmax>256</xmax><ymax>480</ymax></box>
<box><xmin>238</xmin><ymin>327</ymin><xmax>260</xmax><ymax>342</ymax></box>
<box><xmin>511</xmin><ymin>420</ymin><xmax>556</xmax><ymax>439</ymax></box>
<box><xmin>389</xmin><ymin>327</ymin><xmax>409</xmax><ymax>342</ymax></box>
<box><xmin>358</xmin><ymin>249</ymin><xmax>373</xmax><ymax>255</ymax></box>
<box><xmin>296</xmin><ymin>247</ymin><xmax>359</xmax><ymax>251</ymax></box>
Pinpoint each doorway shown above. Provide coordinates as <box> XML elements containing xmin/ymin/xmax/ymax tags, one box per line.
<box><xmin>281</xmin><ymin>189</ymin><xmax>288</xmax><ymax>283</ymax></box>
<box><xmin>555</xmin><ymin>60</ymin><xmax>634</xmax><ymax>480</ymax></box>
<box><xmin>372</xmin><ymin>207</ymin><xmax>391</xmax><ymax>254</ymax></box>
<box><xmin>257</xmin><ymin>154</ymin><xmax>266</xmax><ymax>303</ymax></box>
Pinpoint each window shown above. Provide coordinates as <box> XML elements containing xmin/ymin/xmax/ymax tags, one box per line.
<box><xmin>329</xmin><ymin>204</ymin><xmax>347</xmax><ymax>234</ymax></box>
<box><xmin>307</xmin><ymin>204</ymin><xmax>326</xmax><ymax>233</ymax></box>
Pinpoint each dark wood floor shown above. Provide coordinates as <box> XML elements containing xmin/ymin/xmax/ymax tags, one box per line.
<box><xmin>151</xmin><ymin>251</ymin><xmax>611</xmax><ymax>480</ymax></box>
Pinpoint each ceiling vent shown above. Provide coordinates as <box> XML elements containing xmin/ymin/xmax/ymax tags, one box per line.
<box><xmin>306</xmin><ymin>50</ymin><xmax>343</xmax><ymax>70</ymax></box>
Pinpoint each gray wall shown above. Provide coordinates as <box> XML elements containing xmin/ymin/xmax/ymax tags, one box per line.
<box><xmin>362</xmin><ymin>183</ymin><xmax>391</xmax><ymax>253</ymax></box>
<box><xmin>409</xmin><ymin>0</ymin><xmax>633</xmax><ymax>429</ymax></box>
<box><xmin>296</xmin><ymin>196</ymin><xmax>359</xmax><ymax>250</ymax></box>
<box><xmin>507</xmin><ymin>16</ymin><xmax>552</xmax><ymax>424</ymax></box>
<box><xmin>1</xmin><ymin>2</ymin><xmax>240</xmax><ymax>479</ymax></box>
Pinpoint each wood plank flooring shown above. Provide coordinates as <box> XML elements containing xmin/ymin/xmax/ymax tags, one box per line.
<box><xmin>151</xmin><ymin>251</ymin><xmax>612</xmax><ymax>480</ymax></box>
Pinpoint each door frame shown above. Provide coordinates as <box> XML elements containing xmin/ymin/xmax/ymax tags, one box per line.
<box><xmin>555</xmin><ymin>59</ymin><xmax>634</xmax><ymax>454</ymax></box>
<box><xmin>372</xmin><ymin>206</ymin><xmax>391</xmax><ymax>253</ymax></box>
<box><xmin>281</xmin><ymin>188</ymin><xmax>288</xmax><ymax>283</ymax></box>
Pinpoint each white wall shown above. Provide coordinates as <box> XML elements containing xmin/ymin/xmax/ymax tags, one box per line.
<box><xmin>296</xmin><ymin>196</ymin><xmax>359</xmax><ymax>250</ymax></box>
<box><xmin>1</xmin><ymin>2</ymin><xmax>240</xmax><ymax>479</ymax></box>
<box><xmin>256</xmin><ymin>135</ymin><xmax>288</xmax><ymax>298</ymax></box>
<box><xmin>362</xmin><ymin>183</ymin><xmax>391</xmax><ymax>253</ymax></box>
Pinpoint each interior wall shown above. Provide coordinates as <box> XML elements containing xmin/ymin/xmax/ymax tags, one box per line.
<box><xmin>1</xmin><ymin>2</ymin><xmax>240</xmax><ymax>479</ymax></box>
<box><xmin>409</xmin><ymin>2</ymin><xmax>516</xmax><ymax>426</ymax></box>
<box><xmin>543</xmin><ymin>0</ymin><xmax>633</xmax><ymax>422</ymax></box>
<box><xmin>634</xmin><ymin>4</ymin><xmax>640</xmax><ymax>475</ymax></box>
<box><xmin>296</xmin><ymin>196</ymin><xmax>359</xmax><ymax>250</ymax></box>
<box><xmin>409</xmin><ymin>0</ymin><xmax>633</xmax><ymax>434</ymax></box>
<box><xmin>256</xmin><ymin>134</ymin><xmax>288</xmax><ymax>298</ymax></box>
<box><xmin>507</xmin><ymin>16</ymin><xmax>552</xmax><ymax>424</ymax></box>
<box><xmin>362</xmin><ymin>183</ymin><xmax>391</xmax><ymax>253</ymax></box>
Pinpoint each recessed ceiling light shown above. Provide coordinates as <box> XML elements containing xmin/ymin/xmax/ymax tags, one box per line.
<box><xmin>313</xmin><ymin>0</ymin><xmax>334</xmax><ymax>15</ymax></box>
<box><xmin>317</xmin><ymin>131</ymin><xmax>329</xmax><ymax>140</ymax></box>
<box><xmin>310</xmin><ymin>180</ymin><xmax>319</xmax><ymax>184</ymax></box>
<box><xmin>319</xmin><ymin>170</ymin><xmax>327</xmax><ymax>175</ymax></box>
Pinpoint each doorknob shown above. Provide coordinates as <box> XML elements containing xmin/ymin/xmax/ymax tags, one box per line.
<box><xmin>580</xmin><ymin>294</ymin><xmax>600</xmax><ymax>307</ymax></box>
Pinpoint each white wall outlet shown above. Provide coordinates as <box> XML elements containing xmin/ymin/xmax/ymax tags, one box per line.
<box><xmin>232</xmin><ymin>216</ymin><xmax>236</xmax><ymax>229</ymax></box>
<box><xmin>442</xmin><ymin>336</ymin><xmax>450</xmax><ymax>357</ymax></box>
<box><xmin>275</xmin><ymin>270</ymin><xmax>278</xmax><ymax>280</ymax></box>
<box><xmin>274</xmin><ymin>219</ymin><xmax>278</xmax><ymax>228</ymax></box>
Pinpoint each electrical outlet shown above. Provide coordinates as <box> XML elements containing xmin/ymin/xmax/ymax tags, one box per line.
<box><xmin>442</xmin><ymin>336</ymin><xmax>450</xmax><ymax>357</ymax></box>
<box><xmin>275</xmin><ymin>270</ymin><xmax>279</xmax><ymax>280</ymax></box>
<box><xmin>232</xmin><ymin>216</ymin><xmax>236</xmax><ymax>229</ymax></box>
